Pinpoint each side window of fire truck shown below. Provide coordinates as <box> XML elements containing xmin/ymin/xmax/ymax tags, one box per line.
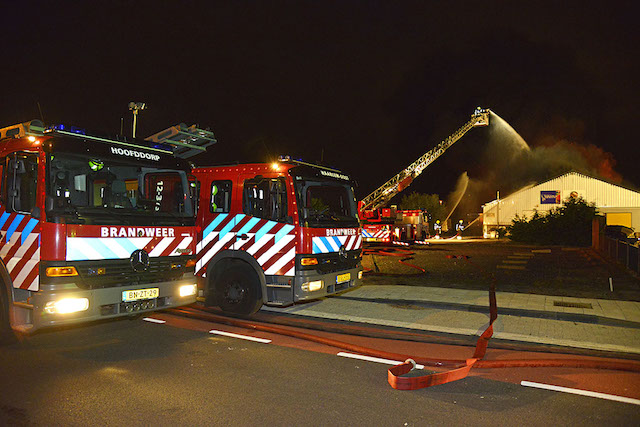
<box><xmin>243</xmin><ymin>177</ymin><xmax>288</xmax><ymax>222</ymax></box>
<box><xmin>144</xmin><ymin>172</ymin><xmax>184</xmax><ymax>213</ymax></box>
<box><xmin>189</xmin><ymin>175</ymin><xmax>199</xmax><ymax>214</ymax></box>
<box><xmin>210</xmin><ymin>180</ymin><xmax>231</xmax><ymax>213</ymax></box>
<box><xmin>5</xmin><ymin>153</ymin><xmax>38</xmax><ymax>215</ymax></box>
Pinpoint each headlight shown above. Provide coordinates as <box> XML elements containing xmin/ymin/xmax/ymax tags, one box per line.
<box><xmin>301</xmin><ymin>280</ymin><xmax>323</xmax><ymax>292</ymax></box>
<box><xmin>44</xmin><ymin>297</ymin><xmax>89</xmax><ymax>314</ymax></box>
<box><xmin>358</xmin><ymin>271</ymin><xmax>363</xmax><ymax>279</ymax></box>
<box><xmin>179</xmin><ymin>284</ymin><xmax>197</xmax><ymax>297</ymax></box>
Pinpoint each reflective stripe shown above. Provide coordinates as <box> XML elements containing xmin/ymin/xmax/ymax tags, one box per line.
<box><xmin>202</xmin><ymin>213</ymin><xmax>228</xmax><ymax>240</ymax></box>
<box><xmin>6</xmin><ymin>214</ymin><xmax>25</xmax><ymax>242</ymax></box>
<box><xmin>219</xmin><ymin>214</ymin><xmax>244</xmax><ymax>240</ymax></box>
<box><xmin>237</xmin><ymin>217</ymin><xmax>261</xmax><ymax>236</ymax></box>
<box><xmin>275</xmin><ymin>224</ymin><xmax>295</xmax><ymax>244</ymax></box>
<box><xmin>254</xmin><ymin>220</ymin><xmax>278</xmax><ymax>242</ymax></box>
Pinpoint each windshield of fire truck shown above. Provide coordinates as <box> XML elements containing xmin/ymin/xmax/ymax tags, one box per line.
<box><xmin>46</xmin><ymin>152</ymin><xmax>193</xmax><ymax>225</ymax></box>
<box><xmin>295</xmin><ymin>179</ymin><xmax>359</xmax><ymax>228</ymax></box>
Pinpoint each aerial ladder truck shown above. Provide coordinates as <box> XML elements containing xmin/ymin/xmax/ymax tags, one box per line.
<box><xmin>359</xmin><ymin>107</ymin><xmax>490</xmax><ymax>243</ymax></box>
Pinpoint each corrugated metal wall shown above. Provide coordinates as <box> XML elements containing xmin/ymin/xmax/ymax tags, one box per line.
<box><xmin>483</xmin><ymin>172</ymin><xmax>640</xmax><ymax>231</ymax></box>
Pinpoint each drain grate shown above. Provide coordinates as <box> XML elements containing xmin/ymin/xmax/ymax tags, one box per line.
<box><xmin>553</xmin><ymin>301</ymin><xmax>593</xmax><ymax>309</ymax></box>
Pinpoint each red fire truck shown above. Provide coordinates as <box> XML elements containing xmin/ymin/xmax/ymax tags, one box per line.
<box><xmin>361</xmin><ymin>207</ymin><xmax>430</xmax><ymax>243</ymax></box>
<box><xmin>0</xmin><ymin>120</ymin><xmax>199</xmax><ymax>342</ymax></box>
<box><xmin>358</xmin><ymin>108</ymin><xmax>490</xmax><ymax>243</ymax></box>
<box><xmin>192</xmin><ymin>157</ymin><xmax>363</xmax><ymax>315</ymax></box>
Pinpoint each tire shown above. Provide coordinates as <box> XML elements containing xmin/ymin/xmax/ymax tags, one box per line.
<box><xmin>0</xmin><ymin>288</ymin><xmax>17</xmax><ymax>345</ymax></box>
<box><xmin>215</xmin><ymin>262</ymin><xmax>262</xmax><ymax>315</ymax></box>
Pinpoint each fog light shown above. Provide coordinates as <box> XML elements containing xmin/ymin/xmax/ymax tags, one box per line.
<box><xmin>358</xmin><ymin>271</ymin><xmax>363</xmax><ymax>279</ymax></box>
<box><xmin>301</xmin><ymin>280</ymin><xmax>323</xmax><ymax>292</ymax></box>
<box><xmin>179</xmin><ymin>284</ymin><xmax>197</xmax><ymax>297</ymax></box>
<box><xmin>46</xmin><ymin>266</ymin><xmax>78</xmax><ymax>277</ymax></box>
<box><xmin>44</xmin><ymin>297</ymin><xmax>89</xmax><ymax>314</ymax></box>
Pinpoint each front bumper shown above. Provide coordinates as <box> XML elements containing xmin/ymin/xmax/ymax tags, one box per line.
<box><xmin>293</xmin><ymin>265</ymin><xmax>363</xmax><ymax>301</ymax></box>
<box><xmin>30</xmin><ymin>274</ymin><xmax>197</xmax><ymax>330</ymax></box>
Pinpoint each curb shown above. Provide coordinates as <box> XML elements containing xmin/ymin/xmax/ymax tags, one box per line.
<box><xmin>339</xmin><ymin>296</ymin><xmax>640</xmax><ymax>329</ymax></box>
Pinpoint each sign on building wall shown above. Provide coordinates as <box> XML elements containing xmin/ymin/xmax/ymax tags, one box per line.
<box><xmin>540</xmin><ymin>190</ymin><xmax>561</xmax><ymax>204</ymax></box>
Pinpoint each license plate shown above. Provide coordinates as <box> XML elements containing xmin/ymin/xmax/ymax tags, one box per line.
<box><xmin>122</xmin><ymin>288</ymin><xmax>159</xmax><ymax>302</ymax></box>
<box><xmin>336</xmin><ymin>273</ymin><xmax>351</xmax><ymax>284</ymax></box>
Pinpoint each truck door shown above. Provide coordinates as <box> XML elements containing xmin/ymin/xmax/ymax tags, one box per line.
<box><xmin>197</xmin><ymin>177</ymin><xmax>235</xmax><ymax>274</ymax></box>
<box><xmin>238</xmin><ymin>173</ymin><xmax>295</xmax><ymax>275</ymax></box>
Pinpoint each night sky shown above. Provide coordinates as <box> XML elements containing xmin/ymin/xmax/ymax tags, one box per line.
<box><xmin>2</xmin><ymin>1</ymin><xmax>638</xmax><ymax>212</ymax></box>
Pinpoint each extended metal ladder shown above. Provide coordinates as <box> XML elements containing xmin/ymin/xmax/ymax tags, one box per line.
<box><xmin>359</xmin><ymin>107</ymin><xmax>490</xmax><ymax>212</ymax></box>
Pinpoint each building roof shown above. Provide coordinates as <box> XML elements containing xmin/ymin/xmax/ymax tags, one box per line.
<box><xmin>483</xmin><ymin>172</ymin><xmax>640</xmax><ymax>210</ymax></box>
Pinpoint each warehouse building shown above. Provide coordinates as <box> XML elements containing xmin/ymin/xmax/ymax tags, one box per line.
<box><xmin>482</xmin><ymin>172</ymin><xmax>640</xmax><ymax>238</ymax></box>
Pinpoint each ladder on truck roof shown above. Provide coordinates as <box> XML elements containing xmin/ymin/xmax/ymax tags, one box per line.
<box><xmin>1</xmin><ymin>119</ymin><xmax>179</xmax><ymax>154</ymax></box>
<box><xmin>0</xmin><ymin>120</ymin><xmax>45</xmax><ymax>140</ymax></box>
<box><xmin>1</xmin><ymin>119</ymin><xmax>213</xmax><ymax>157</ymax></box>
<box><xmin>146</xmin><ymin>123</ymin><xmax>217</xmax><ymax>159</ymax></box>
<box><xmin>359</xmin><ymin>107</ymin><xmax>490</xmax><ymax>212</ymax></box>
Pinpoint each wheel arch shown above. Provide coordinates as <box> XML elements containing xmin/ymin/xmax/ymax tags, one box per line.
<box><xmin>204</xmin><ymin>250</ymin><xmax>267</xmax><ymax>305</ymax></box>
<box><xmin>0</xmin><ymin>258</ymin><xmax>15</xmax><ymax>328</ymax></box>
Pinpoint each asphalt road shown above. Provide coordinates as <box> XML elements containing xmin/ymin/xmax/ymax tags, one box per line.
<box><xmin>1</xmin><ymin>316</ymin><xmax>638</xmax><ymax>426</ymax></box>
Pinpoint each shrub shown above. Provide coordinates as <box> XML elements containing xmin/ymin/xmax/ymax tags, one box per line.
<box><xmin>508</xmin><ymin>197</ymin><xmax>596</xmax><ymax>246</ymax></box>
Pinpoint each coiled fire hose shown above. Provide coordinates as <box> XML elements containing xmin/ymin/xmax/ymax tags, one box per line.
<box><xmin>387</xmin><ymin>254</ymin><xmax>640</xmax><ymax>390</ymax></box>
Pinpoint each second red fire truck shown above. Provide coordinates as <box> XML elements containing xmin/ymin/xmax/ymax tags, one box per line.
<box><xmin>191</xmin><ymin>157</ymin><xmax>363</xmax><ymax>314</ymax></box>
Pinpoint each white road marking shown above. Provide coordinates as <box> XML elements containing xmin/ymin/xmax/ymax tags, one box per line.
<box><xmin>337</xmin><ymin>352</ymin><xmax>425</xmax><ymax>369</ymax></box>
<box><xmin>497</xmin><ymin>265</ymin><xmax>526</xmax><ymax>270</ymax></box>
<box><xmin>521</xmin><ymin>381</ymin><xmax>640</xmax><ymax>406</ymax></box>
<box><xmin>143</xmin><ymin>317</ymin><xmax>166</xmax><ymax>324</ymax></box>
<box><xmin>209</xmin><ymin>330</ymin><xmax>272</xmax><ymax>343</ymax></box>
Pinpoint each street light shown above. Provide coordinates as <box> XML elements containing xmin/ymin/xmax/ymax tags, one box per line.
<box><xmin>128</xmin><ymin>102</ymin><xmax>146</xmax><ymax>138</ymax></box>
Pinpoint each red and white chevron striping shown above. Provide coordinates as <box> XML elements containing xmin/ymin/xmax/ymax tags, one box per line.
<box><xmin>0</xmin><ymin>212</ymin><xmax>40</xmax><ymax>291</ymax></box>
<box><xmin>196</xmin><ymin>215</ymin><xmax>297</xmax><ymax>277</ymax></box>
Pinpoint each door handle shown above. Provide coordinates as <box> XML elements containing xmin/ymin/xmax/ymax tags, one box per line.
<box><xmin>237</xmin><ymin>234</ymin><xmax>248</xmax><ymax>240</ymax></box>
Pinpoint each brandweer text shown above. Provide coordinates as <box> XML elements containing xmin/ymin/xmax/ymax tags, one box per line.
<box><xmin>101</xmin><ymin>227</ymin><xmax>175</xmax><ymax>238</ymax></box>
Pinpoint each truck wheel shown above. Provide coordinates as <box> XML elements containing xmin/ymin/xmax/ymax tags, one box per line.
<box><xmin>0</xmin><ymin>289</ymin><xmax>17</xmax><ymax>345</ymax></box>
<box><xmin>215</xmin><ymin>263</ymin><xmax>262</xmax><ymax>315</ymax></box>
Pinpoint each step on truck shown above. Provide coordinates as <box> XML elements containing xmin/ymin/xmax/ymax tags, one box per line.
<box><xmin>0</xmin><ymin>120</ymin><xmax>201</xmax><ymax>342</ymax></box>
<box><xmin>192</xmin><ymin>156</ymin><xmax>364</xmax><ymax>315</ymax></box>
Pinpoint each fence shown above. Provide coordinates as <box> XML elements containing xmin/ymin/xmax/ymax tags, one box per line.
<box><xmin>598</xmin><ymin>235</ymin><xmax>640</xmax><ymax>275</ymax></box>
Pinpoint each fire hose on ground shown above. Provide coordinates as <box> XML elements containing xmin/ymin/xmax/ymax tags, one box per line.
<box><xmin>363</xmin><ymin>247</ymin><xmax>426</xmax><ymax>274</ymax></box>
<box><xmin>170</xmin><ymin>254</ymin><xmax>640</xmax><ymax>391</ymax></box>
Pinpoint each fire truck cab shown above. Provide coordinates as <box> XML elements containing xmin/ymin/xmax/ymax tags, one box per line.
<box><xmin>0</xmin><ymin>120</ymin><xmax>198</xmax><ymax>341</ymax></box>
<box><xmin>395</xmin><ymin>209</ymin><xmax>430</xmax><ymax>241</ymax></box>
<box><xmin>193</xmin><ymin>157</ymin><xmax>363</xmax><ymax>315</ymax></box>
<box><xmin>361</xmin><ymin>206</ymin><xmax>430</xmax><ymax>243</ymax></box>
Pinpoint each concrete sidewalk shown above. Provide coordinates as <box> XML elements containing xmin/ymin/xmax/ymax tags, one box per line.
<box><xmin>263</xmin><ymin>285</ymin><xmax>640</xmax><ymax>355</ymax></box>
